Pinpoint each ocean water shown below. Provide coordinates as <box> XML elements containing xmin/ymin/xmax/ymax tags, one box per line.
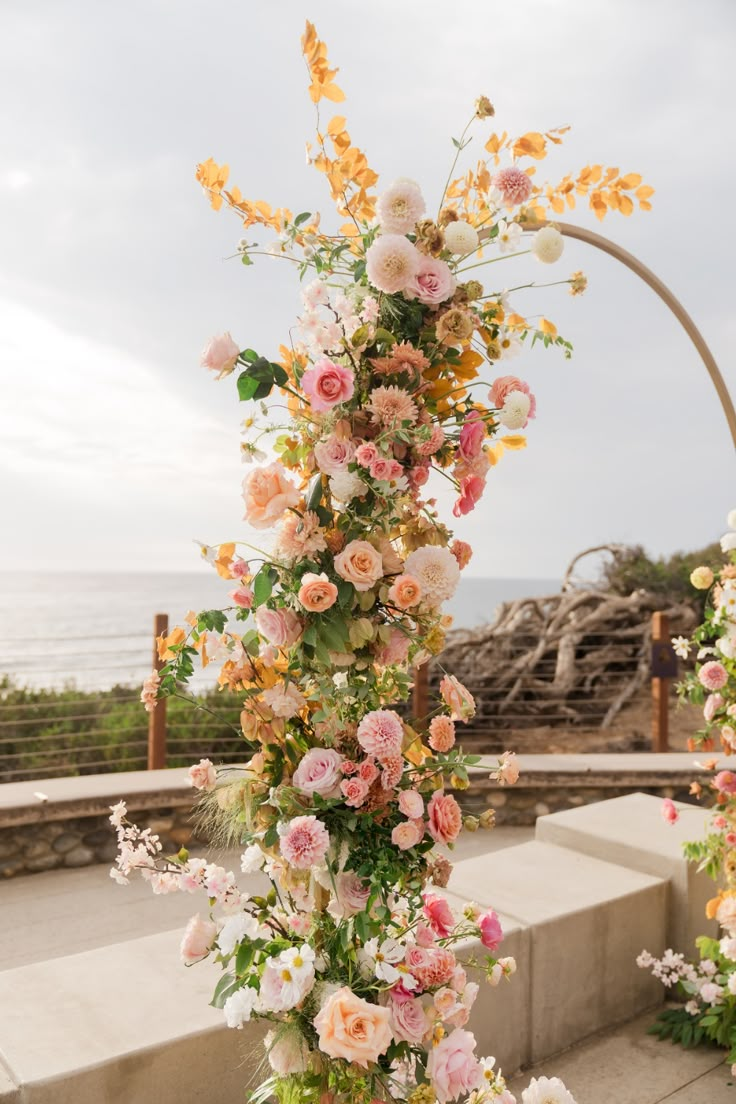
<box><xmin>0</xmin><ymin>572</ymin><xmax>559</xmax><ymax>691</ymax></box>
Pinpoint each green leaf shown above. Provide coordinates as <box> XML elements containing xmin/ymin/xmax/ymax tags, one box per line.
<box><xmin>236</xmin><ymin>357</ymin><xmax>276</xmax><ymax>402</ymax></box>
<box><xmin>241</xmin><ymin>252</ymin><xmax>253</xmax><ymax>266</ymax></box>
<box><xmin>210</xmin><ymin>972</ymin><xmax>239</xmax><ymax>1008</ymax></box>
<box><xmin>241</xmin><ymin>349</ymin><xmax>259</xmax><ymax>363</ymax></box>
<box><xmin>235</xmin><ymin>941</ymin><xmax>254</xmax><ymax>976</ymax></box>
<box><xmin>271</xmin><ymin>362</ymin><xmax>289</xmax><ymax>386</ymax></box>
<box><xmin>263</xmin><ymin>824</ymin><xmax>279</xmax><ymax>849</ymax></box>
<box><xmin>294</xmin><ymin>211</ymin><xmax>312</xmax><ymax>226</ymax></box>
<box><xmin>319</xmin><ymin>619</ymin><xmax>349</xmax><ymax>653</ymax></box>
<box><xmin>253</xmin><ymin>565</ymin><xmax>277</xmax><ymax>606</ymax></box>
<box><xmin>198</xmin><ymin>609</ymin><xmax>228</xmax><ymax>633</ymax></box>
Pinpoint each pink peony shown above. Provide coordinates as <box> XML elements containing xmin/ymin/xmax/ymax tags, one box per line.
<box><xmin>334</xmin><ymin>539</ymin><xmax>384</xmax><ymax>592</ymax></box>
<box><xmin>478</xmin><ymin>909</ymin><xmax>504</xmax><ymax>950</ymax></box>
<box><xmin>429</xmin><ymin>715</ymin><xmax>456</xmax><ymax>753</ymax></box>
<box><xmin>298</xmin><ymin>572</ymin><xmax>338</xmax><ymax>612</ymax></box>
<box><xmin>392</xmin><ymin>819</ymin><xmax>425</xmax><ymax>850</ymax></box>
<box><xmin>440</xmin><ymin>675</ymin><xmax>476</xmax><ymax>722</ymax></box>
<box><xmin>301</xmin><ymin>357</ymin><xmax>355</xmax><ymax>413</ymax></box>
<box><xmin>255</xmin><ymin>606</ymin><xmax>304</xmax><ymax>647</ymax></box>
<box><xmin>453</xmin><ymin>473</ymin><xmax>486</xmax><ymax>518</ymax></box>
<box><xmin>242</xmin><ymin>462</ymin><xmax>301</xmax><ymax>530</ymax></box>
<box><xmin>423</xmin><ymin>893</ymin><xmax>455</xmax><ymax>938</ymax></box>
<box><xmin>314</xmin><ymin>434</ymin><xmax>356</xmax><ymax>476</ymax></box>
<box><xmin>201</xmin><ymin>332</ymin><xmax>240</xmax><ymax>379</ymax></box>
<box><xmin>426</xmin><ymin>1028</ymin><xmax>483</xmax><ymax>1104</ymax></box>
<box><xmin>714</xmin><ymin>771</ymin><xmax>736</xmax><ymax>796</ymax></box>
<box><xmin>458</xmin><ymin>410</ymin><xmax>487</xmax><ymax>463</ymax></box>
<box><xmin>357</xmin><ymin>709</ymin><xmax>404</xmax><ymax>759</ymax></box>
<box><xmin>341</xmin><ymin>777</ymin><xmax>370</xmax><ymax>807</ymax></box>
<box><xmin>405</xmin><ymin>256</ymin><xmax>456</xmax><ymax>306</ymax></box>
<box><xmin>493</xmin><ymin>166</ymin><xmax>534</xmax><ymax>207</ymax></box>
<box><xmin>399</xmin><ymin>789</ymin><xmax>425</xmax><ymax>818</ymax></box>
<box><xmin>390</xmin><ymin>993</ymin><xmax>430</xmax><ymax>1044</ymax></box>
<box><xmin>293</xmin><ymin>747</ymin><xmax>345</xmax><ymax>798</ymax></box>
<box><xmin>365</xmin><ymin>234</ymin><xmax>421</xmax><ymax>295</ymax></box>
<box><xmin>699</xmin><ymin>661</ymin><xmax>729</xmax><ymax>691</ymax></box>
<box><xmin>180</xmin><ymin>913</ymin><xmax>217</xmax><ymax>965</ymax></box>
<box><xmin>278</xmin><ymin>815</ymin><xmax>330</xmax><ymax>869</ymax></box>
<box><xmin>229</xmin><ymin>585</ymin><xmax>254</xmax><ymax>608</ymax></box>
<box><xmin>428</xmin><ymin>791</ymin><xmax>463</xmax><ymax>845</ymax></box>
<box><xmin>188</xmin><ymin>758</ymin><xmax>217</xmax><ymax>791</ymax></box>
<box><xmin>704</xmin><ymin>693</ymin><xmax>725</xmax><ymax>722</ymax></box>
<box><xmin>488</xmin><ymin>375</ymin><xmax>536</xmax><ymax>421</ymax></box>
<box><xmin>376</xmin><ymin>179</ymin><xmax>426</xmax><ymax>234</ymax></box>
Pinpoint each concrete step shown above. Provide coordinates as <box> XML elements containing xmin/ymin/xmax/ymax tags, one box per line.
<box><xmin>535</xmin><ymin>792</ymin><xmax>717</xmax><ymax>952</ymax></box>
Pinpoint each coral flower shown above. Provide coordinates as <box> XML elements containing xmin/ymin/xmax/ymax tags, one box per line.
<box><xmin>298</xmin><ymin>572</ymin><xmax>338</xmax><ymax>612</ymax></box>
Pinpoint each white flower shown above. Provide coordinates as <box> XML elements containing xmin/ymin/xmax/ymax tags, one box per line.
<box><xmin>727</xmin><ymin>509</ymin><xmax>736</xmax><ymax>530</ymax></box>
<box><xmin>223</xmin><ymin>986</ymin><xmax>259</xmax><ymax>1029</ymax></box>
<box><xmin>700</xmin><ymin>980</ymin><xmax>724</xmax><ymax>1005</ymax></box>
<box><xmin>237</xmin><ymin>238</ymin><xmax>248</xmax><ymax>254</ymax></box>
<box><xmin>720</xmin><ymin>937</ymin><xmax>736</xmax><ymax>960</ymax></box>
<box><xmin>218</xmin><ymin>912</ymin><xmax>261</xmax><ymax>957</ymax></box>
<box><xmin>302</xmin><ymin>279</ymin><xmax>329</xmax><ymax>310</ymax></box>
<box><xmin>717</xmin><ymin>635</ymin><xmax>736</xmax><ymax>660</ymax></box>
<box><xmin>444</xmin><ymin>220</ymin><xmax>479</xmax><ymax>255</ymax></box>
<box><xmin>496</xmin><ymin>219</ymin><xmax>522</xmax><ymax>254</ymax></box>
<box><xmin>721</xmin><ymin>533</ymin><xmax>736</xmax><ymax>554</ymax></box>
<box><xmin>333</xmin><ymin>672</ymin><xmax>349</xmax><ymax>689</ymax></box>
<box><xmin>532</xmin><ymin>226</ymin><xmax>565</xmax><ymax>264</ymax></box>
<box><xmin>684</xmin><ymin>999</ymin><xmax>701</xmax><ymax>1016</ymax></box>
<box><xmin>241</xmin><ymin>844</ymin><xmax>266</xmax><ymax>874</ymax></box>
<box><xmin>521</xmin><ymin>1075</ymin><xmax>577</xmax><ymax>1104</ymax></box>
<box><xmin>360</xmin><ymin>937</ymin><xmax>406</xmax><ymax>984</ymax></box>
<box><xmin>109</xmin><ymin>801</ymin><xmax>127</xmax><ymax>828</ymax></box>
<box><xmin>259</xmin><ymin>945</ymin><xmax>316</xmax><ymax>1011</ymax></box>
<box><xmin>241</xmin><ymin>442</ymin><xmax>268</xmax><ymax>464</ymax></box>
<box><xmin>330</xmin><ymin>470</ymin><xmax>365</xmax><ymax>504</ymax></box>
<box><xmin>499</xmin><ymin>391</ymin><xmax>531</xmax><ymax>430</ymax></box>
<box><xmin>672</xmin><ymin>636</ymin><xmax>691</xmax><ymax>660</ymax></box>
<box><xmin>376</xmin><ymin>178</ymin><xmax>426</xmax><ymax>234</ymax></box>
<box><xmin>497</xmin><ymin>329</ymin><xmax>522</xmax><ymax>359</ymax></box>
<box><xmin>404</xmin><ymin>545</ymin><xmax>461</xmax><ymax>606</ymax></box>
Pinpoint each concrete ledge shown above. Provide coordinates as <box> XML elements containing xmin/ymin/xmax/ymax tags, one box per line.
<box><xmin>535</xmin><ymin>792</ymin><xmax>717</xmax><ymax>952</ymax></box>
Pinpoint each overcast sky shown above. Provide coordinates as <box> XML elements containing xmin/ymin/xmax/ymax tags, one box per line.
<box><xmin>2</xmin><ymin>0</ymin><xmax>735</xmax><ymax>579</ymax></box>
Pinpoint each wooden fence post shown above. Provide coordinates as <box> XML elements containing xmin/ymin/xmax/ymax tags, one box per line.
<box><xmin>651</xmin><ymin>611</ymin><xmax>672</xmax><ymax>753</ymax></box>
<box><xmin>412</xmin><ymin>662</ymin><xmax>429</xmax><ymax>726</ymax></box>
<box><xmin>148</xmin><ymin>612</ymin><xmax>169</xmax><ymax>770</ymax></box>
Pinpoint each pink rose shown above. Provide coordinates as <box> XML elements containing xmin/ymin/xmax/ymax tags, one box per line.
<box><xmin>478</xmin><ymin>909</ymin><xmax>503</xmax><ymax>950</ymax></box>
<box><xmin>489</xmin><ymin>374</ymin><xmax>537</xmax><ymax>420</ymax></box>
<box><xmin>334</xmin><ymin>540</ymin><xmax>384</xmax><ymax>592</ymax></box>
<box><xmin>314</xmin><ymin>434</ymin><xmax>356</xmax><ymax>476</ymax></box>
<box><xmin>392</xmin><ymin>819</ymin><xmax>424</xmax><ymax>850</ymax></box>
<box><xmin>374</xmin><ymin>627</ymin><xmax>411</xmax><ymax>666</ymax></box>
<box><xmin>405</xmin><ymin>257</ymin><xmax>456</xmax><ymax>306</ymax></box>
<box><xmin>390</xmin><ymin>994</ymin><xmax>429</xmax><ymax>1044</ymax></box>
<box><xmin>704</xmin><ymin>693</ymin><xmax>725</xmax><ymax>722</ymax></box>
<box><xmin>423</xmin><ymin>893</ymin><xmax>455</xmax><ymax>938</ymax></box>
<box><xmin>358</xmin><ymin>759</ymin><xmax>379</xmax><ymax>784</ymax></box>
<box><xmin>255</xmin><ymin>606</ymin><xmax>304</xmax><ymax>647</ymax></box>
<box><xmin>409</xmin><ymin>465</ymin><xmax>430</xmax><ymax>489</ymax></box>
<box><xmin>426</xmin><ymin>1028</ymin><xmax>483</xmax><ymax>1104</ymax></box>
<box><xmin>427</xmin><ymin>791</ymin><xmax>463</xmax><ymax>845</ymax></box>
<box><xmin>229</xmin><ymin>585</ymin><xmax>254</xmax><ymax>608</ymax></box>
<box><xmin>293</xmin><ymin>747</ymin><xmax>345</xmax><ymax>798</ymax></box>
<box><xmin>301</xmin><ymin>357</ymin><xmax>355</xmax><ymax>413</ymax></box>
<box><xmin>332</xmin><ymin>872</ymin><xmax>371</xmax><ymax>918</ymax></box>
<box><xmin>369</xmin><ymin>456</ymin><xmax>404</xmax><ymax>482</ymax></box>
<box><xmin>201</xmin><ymin>332</ymin><xmax>240</xmax><ymax>379</ymax></box>
<box><xmin>714</xmin><ymin>772</ymin><xmax>736</xmax><ymax>796</ymax></box>
<box><xmin>180</xmin><ymin>913</ymin><xmax>217</xmax><ymax>965</ymax></box>
<box><xmin>242</xmin><ymin>462</ymin><xmax>301</xmax><ymax>530</ymax></box>
<box><xmin>298</xmin><ymin>572</ymin><xmax>339</xmax><ymax>612</ymax></box>
<box><xmin>439</xmin><ymin>675</ymin><xmax>476</xmax><ymax>722</ymax></box>
<box><xmin>314</xmin><ymin>987</ymin><xmax>393</xmax><ymax>1068</ymax></box>
<box><xmin>398</xmin><ymin>789</ymin><xmax>424</xmax><ymax>818</ymax></box>
<box><xmin>458</xmin><ymin>411</ymin><xmax>486</xmax><ymax>463</ymax></box>
<box><xmin>355</xmin><ymin>441</ymin><xmax>379</xmax><ymax>468</ymax></box>
<box><xmin>453</xmin><ymin>473</ymin><xmax>486</xmax><ymax>518</ymax></box>
<box><xmin>341</xmin><ymin>777</ymin><xmax>370</xmax><ymax>807</ymax></box>
<box><xmin>188</xmin><ymin>758</ymin><xmax>217</xmax><ymax>791</ymax></box>
<box><xmin>230</xmin><ymin>557</ymin><xmax>250</xmax><ymax>578</ymax></box>
<box><xmin>492</xmin><ymin>750</ymin><xmax>520</xmax><ymax>786</ymax></box>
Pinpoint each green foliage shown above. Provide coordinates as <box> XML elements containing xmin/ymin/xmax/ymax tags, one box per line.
<box><xmin>600</xmin><ymin>542</ymin><xmax>722</xmax><ymax>605</ymax></box>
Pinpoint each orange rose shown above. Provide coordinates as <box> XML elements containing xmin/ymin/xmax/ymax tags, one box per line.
<box><xmin>313</xmin><ymin>986</ymin><xmax>392</xmax><ymax>1068</ymax></box>
<box><xmin>388</xmin><ymin>574</ymin><xmax>422</xmax><ymax>609</ymax></box>
<box><xmin>242</xmin><ymin>462</ymin><xmax>300</xmax><ymax>530</ymax></box>
<box><xmin>298</xmin><ymin>572</ymin><xmax>338</xmax><ymax>612</ymax></box>
<box><xmin>334</xmin><ymin>540</ymin><xmax>383</xmax><ymax>592</ymax></box>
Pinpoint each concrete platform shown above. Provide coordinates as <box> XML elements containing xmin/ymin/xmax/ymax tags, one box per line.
<box><xmin>535</xmin><ymin>792</ymin><xmax>717</xmax><ymax>952</ymax></box>
<box><xmin>508</xmin><ymin>1009</ymin><xmax>733</xmax><ymax>1103</ymax></box>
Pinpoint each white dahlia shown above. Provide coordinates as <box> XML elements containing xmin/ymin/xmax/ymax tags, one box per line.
<box><xmin>521</xmin><ymin>1075</ymin><xmax>578</xmax><ymax>1104</ymax></box>
<box><xmin>376</xmin><ymin>178</ymin><xmax>426</xmax><ymax>235</ymax></box>
<box><xmin>444</xmin><ymin>220</ymin><xmax>479</xmax><ymax>255</ymax></box>
<box><xmin>404</xmin><ymin>545</ymin><xmax>461</xmax><ymax>606</ymax></box>
<box><xmin>531</xmin><ymin>226</ymin><xmax>565</xmax><ymax>264</ymax></box>
<box><xmin>499</xmin><ymin>391</ymin><xmax>531</xmax><ymax>430</ymax></box>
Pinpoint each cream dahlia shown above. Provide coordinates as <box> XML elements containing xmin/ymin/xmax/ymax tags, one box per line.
<box><xmin>404</xmin><ymin>545</ymin><xmax>461</xmax><ymax>605</ymax></box>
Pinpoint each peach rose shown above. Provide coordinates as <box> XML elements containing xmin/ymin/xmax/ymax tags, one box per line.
<box><xmin>313</xmin><ymin>986</ymin><xmax>393</xmax><ymax>1068</ymax></box>
<box><xmin>188</xmin><ymin>758</ymin><xmax>217</xmax><ymax>791</ymax></box>
<box><xmin>242</xmin><ymin>462</ymin><xmax>301</xmax><ymax>530</ymax></box>
<box><xmin>427</xmin><ymin>791</ymin><xmax>462</xmax><ymax>844</ymax></box>
<box><xmin>334</xmin><ymin>540</ymin><xmax>384</xmax><ymax>592</ymax></box>
<box><xmin>180</xmin><ymin>914</ymin><xmax>217</xmax><ymax>965</ymax></box>
<box><xmin>388</xmin><ymin>574</ymin><xmax>422</xmax><ymax>610</ymax></box>
<box><xmin>391</xmin><ymin>818</ymin><xmax>425</xmax><ymax>851</ymax></box>
<box><xmin>439</xmin><ymin>674</ymin><xmax>476</xmax><ymax>722</ymax></box>
<box><xmin>298</xmin><ymin>572</ymin><xmax>338</xmax><ymax>612</ymax></box>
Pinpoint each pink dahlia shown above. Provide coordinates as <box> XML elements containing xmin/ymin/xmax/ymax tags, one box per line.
<box><xmin>493</xmin><ymin>166</ymin><xmax>534</xmax><ymax>207</ymax></box>
<box><xmin>376</xmin><ymin>179</ymin><xmax>426</xmax><ymax>234</ymax></box>
<box><xmin>429</xmin><ymin>715</ymin><xmax>456</xmax><ymax>753</ymax></box>
<box><xmin>357</xmin><ymin>709</ymin><xmax>404</xmax><ymax>760</ymax></box>
<box><xmin>699</xmin><ymin>661</ymin><xmax>729</xmax><ymax>691</ymax></box>
<box><xmin>278</xmin><ymin>814</ymin><xmax>330</xmax><ymax>869</ymax></box>
<box><xmin>368</xmin><ymin>385</ymin><xmax>418</xmax><ymax>427</ymax></box>
<box><xmin>381</xmin><ymin>754</ymin><xmax>404</xmax><ymax>790</ymax></box>
<box><xmin>365</xmin><ymin>234</ymin><xmax>421</xmax><ymax>295</ymax></box>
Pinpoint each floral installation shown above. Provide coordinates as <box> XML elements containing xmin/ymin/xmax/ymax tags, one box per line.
<box><xmin>639</xmin><ymin>509</ymin><xmax>736</xmax><ymax>1069</ymax></box>
<box><xmin>113</xmin><ymin>21</ymin><xmax>651</xmax><ymax>1104</ymax></box>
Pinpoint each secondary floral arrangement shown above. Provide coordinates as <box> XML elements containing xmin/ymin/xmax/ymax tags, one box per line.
<box><xmin>639</xmin><ymin>509</ymin><xmax>736</xmax><ymax>1069</ymax></box>
<box><xmin>112</xmin><ymin>21</ymin><xmax>650</xmax><ymax>1104</ymax></box>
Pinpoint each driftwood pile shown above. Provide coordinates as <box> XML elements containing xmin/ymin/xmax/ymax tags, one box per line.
<box><xmin>428</xmin><ymin>546</ymin><xmax>698</xmax><ymax>747</ymax></box>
